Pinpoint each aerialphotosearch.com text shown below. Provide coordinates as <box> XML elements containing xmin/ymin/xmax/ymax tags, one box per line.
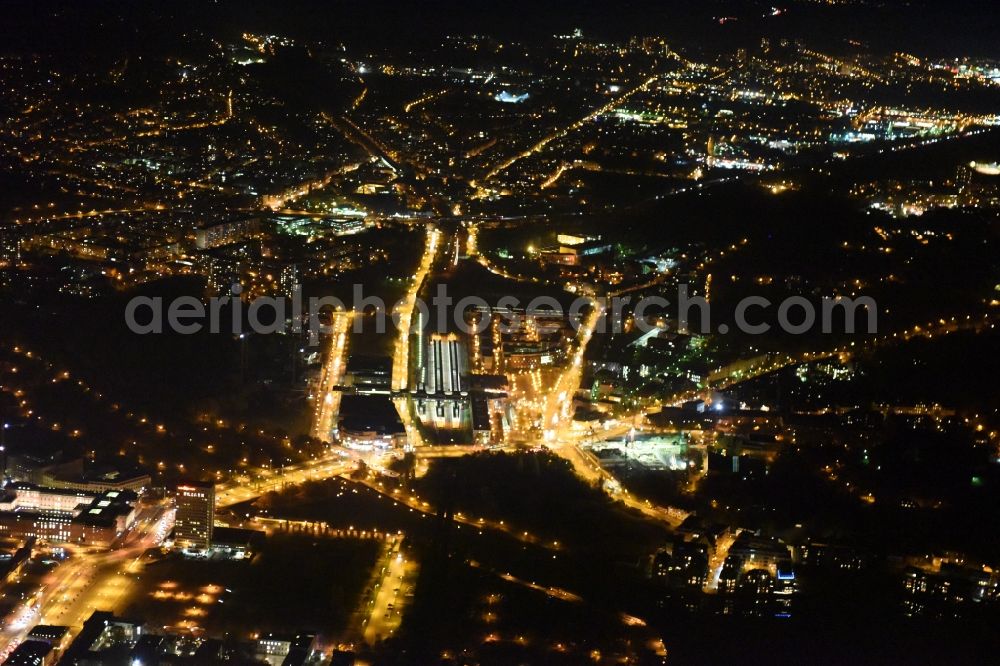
<box><xmin>124</xmin><ymin>283</ymin><xmax>878</xmax><ymax>343</ymax></box>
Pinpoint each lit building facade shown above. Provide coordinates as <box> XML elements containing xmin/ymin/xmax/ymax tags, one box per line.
<box><xmin>174</xmin><ymin>481</ymin><xmax>214</xmax><ymax>550</ymax></box>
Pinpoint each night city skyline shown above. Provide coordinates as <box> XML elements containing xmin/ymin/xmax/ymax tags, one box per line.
<box><xmin>1</xmin><ymin>1</ymin><xmax>999</xmax><ymax>664</ymax></box>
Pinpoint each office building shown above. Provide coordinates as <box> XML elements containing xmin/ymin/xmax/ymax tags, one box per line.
<box><xmin>0</xmin><ymin>484</ymin><xmax>137</xmax><ymax>547</ymax></box>
<box><xmin>3</xmin><ymin>640</ymin><xmax>54</xmax><ymax>666</ymax></box>
<box><xmin>174</xmin><ymin>480</ymin><xmax>215</xmax><ymax>550</ymax></box>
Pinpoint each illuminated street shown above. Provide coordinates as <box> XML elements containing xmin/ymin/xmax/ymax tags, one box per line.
<box><xmin>391</xmin><ymin>225</ymin><xmax>441</xmax><ymax>448</ymax></box>
<box><xmin>215</xmin><ymin>455</ymin><xmax>357</xmax><ymax>508</ymax></box>
<box><xmin>311</xmin><ymin>310</ymin><xmax>354</xmax><ymax>443</ymax></box>
<box><xmin>361</xmin><ymin>537</ymin><xmax>417</xmax><ymax>644</ymax></box>
<box><xmin>0</xmin><ymin>503</ymin><xmax>172</xmax><ymax>656</ymax></box>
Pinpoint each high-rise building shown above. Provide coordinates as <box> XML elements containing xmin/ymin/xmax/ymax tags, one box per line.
<box><xmin>174</xmin><ymin>480</ymin><xmax>214</xmax><ymax>550</ymax></box>
<box><xmin>956</xmin><ymin>163</ymin><xmax>974</xmax><ymax>192</ymax></box>
<box><xmin>0</xmin><ymin>227</ymin><xmax>20</xmax><ymax>266</ymax></box>
<box><xmin>280</xmin><ymin>262</ymin><xmax>299</xmax><ymax>298</ymax></box>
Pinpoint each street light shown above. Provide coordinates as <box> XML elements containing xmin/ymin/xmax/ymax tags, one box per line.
<box><xmin>0</xmin><ymin>422</ymin><xmax>10</xmax><ymax>479</ymax></box>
